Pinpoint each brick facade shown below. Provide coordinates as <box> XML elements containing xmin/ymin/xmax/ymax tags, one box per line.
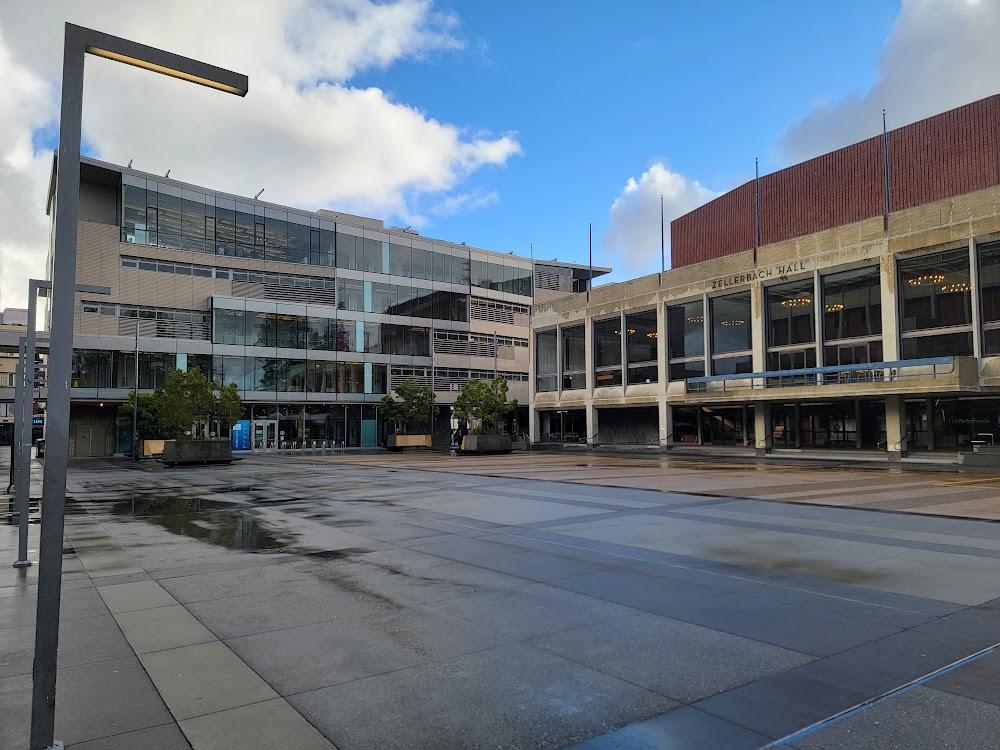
<box><xmin>671</xmin><ymin>95</ymin><xmax>1000</xmax><ymax>267</ymax></box>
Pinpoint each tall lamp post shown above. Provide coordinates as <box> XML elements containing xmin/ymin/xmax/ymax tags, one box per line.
<box><xmin>32</xmin><ymin>24</ymin><xmax>246</xmax><ymax>750</ymax></box>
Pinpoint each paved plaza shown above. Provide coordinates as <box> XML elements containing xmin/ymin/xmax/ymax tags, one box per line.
<box><xmin>4</xmin><ymin>453</ymin><xmax>1000</xmax><ymax>748</ymax></box>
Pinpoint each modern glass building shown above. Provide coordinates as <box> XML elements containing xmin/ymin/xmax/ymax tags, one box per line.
<box><xmin>50</xmin><ymin>156</ymin><xmax>606</xmax><ymax>456</ymax></box>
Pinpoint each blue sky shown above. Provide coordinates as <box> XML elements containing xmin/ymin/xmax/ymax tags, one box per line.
<box><xmin>349</xmin><ymin>1</ymin><xmax>900</xmax><ymax>271</ymax></box>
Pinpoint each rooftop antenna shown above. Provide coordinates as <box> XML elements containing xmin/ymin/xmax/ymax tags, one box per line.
<box><xmin>254</xmin><ymin>188</ymin><xmax>264</xmax><ymax>199</ymax></box>
<box><xmin>164</xmin><ymin>169</ymin><xmax>170</xmax><ymax>178</ymax></box>
<box><xmin>127</xmin><ymin>159</ymin><xmax>132</xmax><ymax>168</ymax></box>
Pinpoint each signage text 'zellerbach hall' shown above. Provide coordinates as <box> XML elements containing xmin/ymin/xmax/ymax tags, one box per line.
<box><xmin>710</xmin><ymin>260</ymin><xmax>807</xmax><ymax>290</ymax></box>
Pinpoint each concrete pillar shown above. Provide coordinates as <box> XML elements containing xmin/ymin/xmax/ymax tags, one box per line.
<box><xmin>586</xmin><ymin>404</ymin><xmax>599</xmax><ymax>447</ymax></box>
<box><xmin>813</xmin><ymin>269</ymin><xmax>824</xmax><ymax>368</ymax></box>
<box><xmin>659</xmin><ymin>401</ymin><xmax>673</xmax><ymax>449</ymax></box>
<box><xmin>656</xmin><ymin>302</ymin><xmax>670</xmax><ymax>449</ymax></box>
<box><xmin>751</xmin><ymin>282</ymin><xmax>766</xmax><ymax>372</ymax></box>
<box><xmin>879</xmin><ymin>253</ymin><xmax>900</xmax><ymax>361</ymax></box>
<box><xmin>886</xmin><ymin>394</ymin><xmax>907</xmax><ymax>461</ymax></box>
<box><xmin>529</xmin><ymin>406</ymin><xmax>540</xmax><ymax>443</ymax></box>
<box><xmin>854</xmin><ymin>400</ymin><xmax>862</xmax><ymax>450</ymax></box>
<box><xmin>754</xmin><ymin>401</ymin><xmax>771</xmax><ymax>456</ymax></box>
<box><xmin>793</xmin><ymin>402</ymin><xmax>802</xmax><ymax>448</ymax></box>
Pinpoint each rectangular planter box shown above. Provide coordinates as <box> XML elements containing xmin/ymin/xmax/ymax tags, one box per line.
<box><xmin>460</xmin><ymin>434</ymin><xmax>513</xmax><ymax>454</ymax></box>
<box><xmin>386</xmin><ymin>434</ymin><xmax>432</xmax><ymax>451</ymax></box>
<box><xmin>143</xmin><ymin>439</ymin><xmax>166</xmax><ymax>458</ymax></box>
<box><xmin>162</xmin><ymin>439</ymin><xmax>233</xmax><ymax>466</ymax></box>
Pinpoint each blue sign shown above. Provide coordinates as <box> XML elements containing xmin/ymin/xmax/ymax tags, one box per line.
<box><xmin>232</xmin><ymin>420</ymin><xmax>251</xmax><ymax>451</ymax></box>
<box><xmin>32</xmin><ymin>416</ymin><xmax>44</xmax><ymax>426</ymax></box>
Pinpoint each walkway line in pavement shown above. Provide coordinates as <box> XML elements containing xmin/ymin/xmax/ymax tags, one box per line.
<box><xmin>933</xmin><ymin>476</ymin><xmax>1000</xmax><ymax>486</ymax></box>
<box><xmin>761</xmin><ymin>640</ymin><xmax>1000</xmax><ymax>747</ymax></box>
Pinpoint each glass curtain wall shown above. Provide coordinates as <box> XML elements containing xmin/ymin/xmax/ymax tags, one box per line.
<box><xmin>625</xmin><ymin>310</ymin><xmax>658</xmax><ymax>384</ymax></box>
<box><xmin>710</xmin><ymin>292</ymin><xmax>752</xmax><ymax>375</ymax></box>
<box><xmin>593</xmin><ymin>318</ymin><xmax>623</xmax><ymax>387</ymax></box>
<box><xmin>980</xmin><ymin>242</ymin><xmax>1000</xmax><ymax>355</ymax></box>
<box><xmin>899</xmin><ymin>248</ymin><xmax>973</xmax><ymax>358</ymax></box>
<box><xmin>667</xmin><ymin>301</ymin><xmax>705</xmax><ymax>380</ymax></box>
<box><xmin>766</xmin><ymin>280</ymin><xmax>816</xmax><ymax>372</ymax></box>
<box><xmin>562</xmin><ymin>325</ymin><xmax>586</xmax><ymax>389</ymax></box>
<box><xmin>536</xmin><ymin>330</ymin><xmax>558</xmax><ymax>392</ymax></box>
<box><xmin>822</xmin><ymin>266</ymin><xmax>883</xmax><ymax>368</ymax></box>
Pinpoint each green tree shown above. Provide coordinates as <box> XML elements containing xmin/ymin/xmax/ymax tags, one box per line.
<box><xmin>118</xmin><ymin>391</ymin><xmax>164</xmax><ymax>442</ymax></box>
<box><xmin>119</xmin><ymin>367</ymin><xmax>243</xmax><ymax>440</ymax></box>
<box><xmin>380</xmin><ymin>379</ymin><xmax>436</xmax><ymax>435</ymax></box>
<box><xmin>453</xmin><ymin>376</ymin><xmax>517</xmax><ymax>435</ymax></box>
<box><xmin>214</xmin><ymin>381</ymin><xmax>244</xmax><ymax>431</ymax></box>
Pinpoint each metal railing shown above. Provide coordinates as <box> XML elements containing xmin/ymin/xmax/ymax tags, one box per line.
<box><xmin>686</xmin><ymin>356</ymin><xmax>956</xmax><ymax>393</ymax></box>
<box><xmin>249</xmin><ymin>439</ymin><xmax>348</xmax><ymax>455</ymax></box>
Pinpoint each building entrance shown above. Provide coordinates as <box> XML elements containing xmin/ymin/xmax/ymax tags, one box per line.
<box><xmin>771</xmin><ymin>400</ymin><xmax>885</xmax><ymax>450</ymax></box>
<box><xmin>252</xmin><ymin>420</ymin><xmax>277</xmax><ymax>450</ymax></box>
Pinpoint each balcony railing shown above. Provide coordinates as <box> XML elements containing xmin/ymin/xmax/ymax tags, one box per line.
<box><xmin>686</xmin><ymin>356</ymin><xmax>956</xmax><ymax>393</ymax></box>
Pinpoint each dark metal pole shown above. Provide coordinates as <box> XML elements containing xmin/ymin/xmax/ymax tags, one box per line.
<box><xmin>660</xmin><ymin>194</ymin><xmax>665</xmax><ymax>274</ymax></box>
<box><xmin>133</xmin><ymin>320</ymin><xmax>139</xmax><ymax>460</ymax></box>
<box><xmin>883</xmin><ymin>109</ymin><xmax>891</xmax><ymax>228</ymax></box>
<box><xmin>588</xmin><ymin>223</ymin><xmax>593</xmax><ymax>302</ymax></box>
<box><xmin>754</xmin><ymin>158</ymin><xmax>761</xmax><ymax>265</ymax></box>
<box><xmin>13</xmin><ymin>340</ymin><xmax>31</xmax><ymax>568</ymax></box>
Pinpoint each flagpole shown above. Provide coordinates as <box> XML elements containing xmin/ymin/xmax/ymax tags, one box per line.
<box><xmin>588</xmin><ymin>223</ymin><xmax>593</xmax><ymax>303</ymax></box>
<box><xmin>660</xmin><ymin>193</ymin><xmax>665</xmax><ymax>278</ymax></box>
<box><xmin>754</xmin><ymin>157</ymin><xmax>761</xmax><ymax>267</ymax></box>
<box><xmin>882</xmin><ymin>109</ymin><xmax>891</xmax><ymax>230</ymax></box>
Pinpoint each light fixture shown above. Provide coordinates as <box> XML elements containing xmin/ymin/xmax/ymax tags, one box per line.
<box><xmin>686</xmin><ymin>315</ymin><xmax>704</xmax><ymax>323</ymax></box>
<box><xmin>627</xmin><ymin>328</ymin><xmax>636</xmax><ymax>335</ymax></box>
<box><xmin>907</xmin><ymin>274</ymin><xmax>944</xmax><ymax>286</ymax></box>
<box><xmin>720</xmin><ymin>320</ymin><xmax>745</xmax><ymax>326</ymax></box>
<box><xmin>824</xmin><ymin>303</ymin><xmax>844</xmax><ymax>312</ymax></box>
<box><xmin>646</xmin><ymin>331</ymin><xmax>658</xmax><ymax>338</ymax></box>
<box><xmin>941</xmin><ymin>282</ymin><xmax>970</xmax><ymax>293</ymax></box>
<box><xmin>780</xmin><ymin>297</ymin><xmax>811</xmax><ymax>308</ymax></box>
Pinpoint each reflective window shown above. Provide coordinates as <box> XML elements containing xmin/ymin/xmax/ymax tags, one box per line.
<box><xmin>900</xmin><ymin>248</ymin><xmax>972</xmax><ymax>359</ymax></box>
<box><xmin>389</xmin><ymin>242</ymin><xmax>411</xmax><ymax>277</ymax></box>
<box><xmin>336</xmin><ymin>232</ymin><xmax>358</xmax><ymax>270</ymax></box>
<box><xmin>667</xmin><ymin>300</ymin><xmax>704</xmax><ymax>381</ymax></box>
<box><xmin>305</xmin><ymin>317</ymin><xmax>334</xmax><ymax>350</ymax></box>
<box><xmin>626</xmin><ymin>310</ymin><xmax>658</xmax><ymax>384</ymax></box>
<box><xmin>767</xmin><ymin>280</ymin><xmax>814</xmax><ymax>347</ymax></box>
<box><xmin>337</xmin><ymin>279</ymin><xmax>365</xmax><ymax>312</ymax></box>
<box><xmin>275</xmin><ymin>314</ymin><xmax>305</xmax><ymax>349</ymax></box>
<box><xmin>247</xmin><ymin>312</ymin><xmax>276</xmax><ymax>348</ymax></box>
<box><xmin>562</xmin><ymin>325</ymin><xmax>585</xmax><ymax>390</ymax></box>
<box><xmin>286</xmin><ymin>214</ymin><xmax>311</xmax><ymax>264</ymax></box>
<box><xmin>593</xmin><ymin>318</ymin><xmax>622</xmax><ymax>387</ymax></box>
<box><xmin>980</xmin><ymin>242</ymin><xmax>1000</xmax><ymax>354</ymax></box>
<box><xmin>536</xmin><ymin>329</ymin><xmax>558</xmax><ymax>392</ymax></box>
<box><xmin>822</xmin><ymin>267</ymin><xmax>881</xmax><ymax>340</ymax></box>
<box><xmin>710</xmin><ymin>292</ymin><xmax>752</xmax><ymax>376</ymax></box>
<box><xmin>213</xmin><ymin>309</ymin><xmax>246</xmax><ymax>345</ymax></box>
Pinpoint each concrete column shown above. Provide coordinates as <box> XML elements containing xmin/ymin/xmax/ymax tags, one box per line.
<box><xmin>620</xmin><ymin>310</ymin><xmax>628</xmax><ymax>387</ymax></box>
<box><xmin>586</xmin><ymin>403</ymin><xmax>599</xmax><ymax>447</ymax></box>
<box><xmin>814</xmin><ymin>269</ymin><xmax>824</xmax><ymax>367</ymax></box>
<box><xmin>926</xmin><ymin>396</ymin><xmax>935</xmax><ymax>452</ymax></box>
<box><xmin>879</xmin><ymin>253</ymin><xmax>900</xmax><ymax>361</ymax></box>
<box><xmin>702</xmin><ymin>293</ymin><xmax>711</xmax><ymax>375</ymax></box>
<box><xmin>970</xmin><ymin>236</ymin><xmax>982</xmax><ymax>361</ymax></box>
<box><xmin>742</xmin><ymin>404</ymin><xmax>749</xmax><ymax>447</ymax></box>
<box><xmin>528</xmin><ymin>406</ymin><xmax>540</xmax><ymax>443</ymax></box>
<box><xmin>885</xmin><ymin>394</ymin><xmax>907</xmax><ymax>461</ymax></box>
<box><xmin>751</xmin><ymin>282</ymin><xmax>766</xmax><ymax>372</ymax></box>
<box><xmin>793</xmin><ymin>402</ymin><xmax>802</xmax><ymax>448</ymax></box>
<box><xmin>754</xmin><ymin>401</ymin><xmax>771</xmax><ymax>456</ymax></box>
<box><xmin>656</xmin><ymin>302</ymin><xmax>670</xmax><ymax>448</ymax></box>
<box><xmin>855</xmin><ymin>400</ymin><xmax>862</xmax><ymax>449</ymax></box>
<box><xmin>659</xmin><ymin>401</ymin><xmax>673</xmax><ymax>449</ymax></box>
<box><xmin>556</xmin><ymin>325</ymin><xmax>564</xmax><ymax>397</ymax></box>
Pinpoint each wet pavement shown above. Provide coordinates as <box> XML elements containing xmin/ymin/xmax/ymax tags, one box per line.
<box><xmin>4</xmin><ymin>454</ymin><xmax>1000</xmax><ymax>748</ymax></box>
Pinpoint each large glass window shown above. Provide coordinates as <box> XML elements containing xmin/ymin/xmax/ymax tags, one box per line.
<box><xmin>562</xmin><ymin>325</ymin><xmax>585</xmax><ymax>390</ymax></box>
<box><xmin>536</xmin><ymin>329</ymin><xmax>558</xmax><ymax>392</ymax></box>
<box><xmin>264</xmin><ymin>208</ymin><xmax>288</xmax><ymax>262</ymax></box>
<box><xmin>710</xmin><ymin>292</ymin><xmax>751</xmax><ymax>375</ymax></box>
<box><xmin>286</xmin><ymin>214</ymin><xmax>311</xmax><ymax>264</ymax></box>
<box><xmin>593</xmin><ymin>318</ymin><xmax>623</xmax><ymax>387</ymax></box>
<box><xmin>389</xmin><ymin>242</ymin><xmax>411</xmax><ymax>277</ymax></box>
<box><xmin>626</xmin><ymin>310</ymin><xmax>658</xmax><ymax>384</ymax></box>
<box><xmin>336</xmin><ymin>232</ymin><xmax>358</xmax><ymax>270</ymax></box>
<box><xmin>766</xmin><ymin>280</ymin><xmax>816</xmax><ymax>371</ymax></box>
<box><xmin>337</xmin><ymin>279</ymin><xmax>365</xmax><ymax>312</ymax></box>
<box><xmin>71</xmin><ymin>350</ymin><xmax>110</xmax><ymax>388</ymax></box>
<box><xmin>822</xmin><ymin>266</ymin><xmax>883</xmax><ymax>368</ymax></box>
<box><xmin>981</xmin><ymin>242</ymin><xmax>1000</xmax><ymax>355</ymax></box>
<box><xmin>181</xmin><ymin>189</ymin><xmax>209</xmax><ymax>254</ymax></box>
<box><xmin>213</xmin><ymin>309</ymin><xmax>246</xmax><ymax>345</ymax></box>
<box><xmin>899</xmin><ymin>248</ymin><xmax>973</xmax><ymax>358</ymax></box>
<box><xmin>305</xmin><ymin>317</ymin><xmax>334</xmax><ymax>350</ymax></box>
<box><xmin>667</xmin><ymin>300</ymin><xmax>704</xmax><ymax>381</ymax></box>
<box><xmin>247</xmin><ymin>311</ymin><xmax>276</xmax><ymax>348</ymax></box>
<box><xmin>275</xmin><ymin>314</ymin><xmax>305</xmax><ymax>350</ymax></box>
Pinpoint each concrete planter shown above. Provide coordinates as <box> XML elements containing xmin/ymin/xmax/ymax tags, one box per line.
<box><xmin>162</xmin><ymin>439</ymin><xmax>232</xmax><ymax>466</ymax></box>
<box><xmin>386</xmin><ymin>434</ymin><xmax>432</xmax><ymax>451</ymax></box>
<box><xmin>143</xmin><ymin>439</ymin><xmax>166</xmax><ymax>458</ymax></box>
<box><xmin>460</xmin><ymin>434</ymin><xmax>513</xmax><ymax>454</ymax></box>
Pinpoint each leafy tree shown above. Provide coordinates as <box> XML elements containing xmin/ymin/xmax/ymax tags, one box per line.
<box><xmin>380</xmin><ymin>379</ymin><xmax>436</xmax><ymax>435</ymax></box>
<box><xmin>118</xmin><ymin>367</ymin><xmax>243</xmax><ymax>440</ymax></box>
<box><xmin>453</xmin><ymin>376</ymin><xmax>517</xmax><ymax>435</ymax></box>
<box><xmin>214</xmin><ymin>382</ymin><xmax>244</xmax><ymax>431</ymax></box>
<box><xmin>118</xmin><ymin>391</ymin><xmax>165</xmax><ymax>442</ymax></box>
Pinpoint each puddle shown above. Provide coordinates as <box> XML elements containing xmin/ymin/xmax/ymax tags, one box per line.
<box><xmin>112</xmin><ymin>495</ymin><xmax>234</xmax><ymax>516</ymax></box>
<box><xmin>706</xmin><ymin>547</ymin><xmax>886</xmax><ymax>584</ymax></box>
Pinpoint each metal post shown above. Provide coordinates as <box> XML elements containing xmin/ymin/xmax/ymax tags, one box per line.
<box><xmin>13</xmin><ymin>339</ymin><xmax>30</xmax><ymax>567</ymax></box>
<box><xmin>30</xmin><ymin>24</ymin><xmax>246</xmax><ymax>750</ymax></box>
<box><xmin>133</xmin><ymin>320</ymin><xmax>139</xmax><ymax>460</ymax></box>
<box><xmin>493</xmin><ymin>330</ymin><xmax>498</xmax><ymax>379</ymax></box>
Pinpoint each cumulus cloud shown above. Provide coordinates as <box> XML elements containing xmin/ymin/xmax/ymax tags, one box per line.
<box><xmin>602</xmin><ymin>163</ymin><xmax>718</xmax><ymax>275</ymax></box>
<box><xmin>778</xmin><ymin>0</ymin><xmax>1000</xmax><ymax>163</ymax></box>
<box><xmin>0</xmin><ymin>1</ymin><xmax>520</xmax><ymax>307</ymax></box>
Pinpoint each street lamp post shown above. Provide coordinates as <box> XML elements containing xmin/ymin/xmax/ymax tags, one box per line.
<box><xmin>31</xmin><ymin>24</ymin><xmax>246</xmax><ymax>750</ymax></box>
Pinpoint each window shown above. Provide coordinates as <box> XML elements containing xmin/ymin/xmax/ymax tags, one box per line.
<box><xmin>899</xmin><ymin>248</ymin><xmax>973</xmax><ymax>358</ymax></box>
<box><xmin>562</xmin><ymin>325</ymin><xmax>585</xmax><ymax>390</ymax></box>
<box><xmin>822</xmin><ymin>266</ymin><xmax>882</xmax><ymax>369</ymax></box>
<box><xmin>247</xmin><ymin>312</ymin><xmax>276</xmax><ymax>348</ymax></box>
<box><xmin>981</xmin><ymin>242</ymin><xmax>1000</xmax><ymax>355</ymax></box>
<box><xmin>336</xmin><ymin>232</ymin><xmax>358</xmax><ymax>270</ymax></box>
<box><xmin>626</xmin><ymin>310</ymin><xmax>658</xmax><ymax>384</ymax></box>
<box><xmin>213</xmin><ymin>309</ymin><xmax>246</xmax><ymax>345</ymax></box>
<box><xmin>536</xmin><ymin>329</ymin><xmax>558</xmax><ymax>392</ymax></box>
<box><xmin>667</xmin><ymin>300</ymin><xmax>704</xmax><ymax>381</ymax></box>
<box><xmin>593</xmin><ymin>318</ymin><xmax>623</xmax><ymax>387</ymax></box>
<box><xmin>766</xmin><ymin>280</ymin><xmax>816</xmax><ymax>371</ymax></box>
<box><xmin>710</xmin><ymin>292</ymin><xmax>752</xmax><ymax>376</ymax></box>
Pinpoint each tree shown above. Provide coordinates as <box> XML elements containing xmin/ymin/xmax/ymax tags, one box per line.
<box><xmin>214</xmin><ymin>382</ymin><xmax>244</xmax><ymax>431</ymax></box>
<box><xmin>118</xmin><ymin>367</ymin><xmax>243</xmax><ymax>440</ymax></box>
<box><xmin>380</xmin><ymin>379</ymin><xmax>436</xmax><ymax>435</ymax></box>
<box><xmin>118</xmin><ymin>391</ymin><xmax>164</xmax><ymax>442</ymax></box>
<box><xmin>453</xmin><ymin>376</ymin><xmax>517</xmax><ymax>435</ymax></box>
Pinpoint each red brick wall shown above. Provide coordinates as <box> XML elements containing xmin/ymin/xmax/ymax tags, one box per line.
<box><xmin>671</xmin><ymin>95</ymin><xmax>1000</xmax><ymax>267</ymax></box>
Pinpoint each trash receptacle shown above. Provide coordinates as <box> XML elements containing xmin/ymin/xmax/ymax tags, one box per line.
<box><xmin>34</xmin><ymin>439</ymin><xmax>45</xmax><ymax>458</ymax></box>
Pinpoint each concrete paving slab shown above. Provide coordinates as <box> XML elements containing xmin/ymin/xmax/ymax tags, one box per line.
<box><xmin>115</xmin><ymin>604</ymin><xmax>217</xmax><ymax>654</ymax></box>
<box><xmin>467</xmin><ymin>549</ymin><xmax>614</xmax><ymax>582</ymax></box>
<box><xmin>568</xmin><ymin>706</ymin><xmax>770</xmax><ymax>750</ymax></box>
<box><xmin>549</xmin><ymin>568</ymin><xmax>733</xmax><ymax>616</ymax></box>
<box><xmin>408</xmin><ymin>535</ymin><xmax>528</xmax><ymax>562</ymax></box>
<box><xmin>178</xmin><ymin>698</ymin><xmax>334</xmax><ymax>750</ymax></box>
<box><xmin>533</xmin><ymin>612</ymin><xmax>814</xmax><ymax>702</ymax></box>
<box><xmin>98</xmin><ymin>579</ymin><xmax>179</xmax><ymax>613</ymax></box>
<box><xmin>828</xmin><ymin>629</ymin><xmax>987</xmax><ymax>681</ymax></box>
<box><xmin>67</xmin><ymin>723</ymin><xmax>192</xmax><ymax>750</ymax></box>
<box><xmin>1</xmin><ymin>614</ymin><xmax>133</xmax><ymax>678</ymax></box>
<box><xmin>428</xmin><ymin>581</ymin><xmax>639</xmax><ymax>639</ymax></box>
<box><xmin>0</xmin><ymin>586</ymin><xmax>110</xmax><ymax>629</ymax></box>
<box><xmin>923</xmin><ymin>651</ymin><xmax>1000</xmax><ymax>707</ymax></box>
<box><xmin>139</xmin><ymin>640</ymin><xmax>278</xmax><ymax>721</ymax></box>
<box><xmin>288</xmin><ymin>642</ymin><xmax>674</xmax><ymax>750</ymax></box>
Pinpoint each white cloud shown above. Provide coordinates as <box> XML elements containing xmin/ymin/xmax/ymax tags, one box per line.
<box><xmin>602</xmin><ymin>163</ymin><xmax>718</xmax><ymax>275</ymax></box>
<box><xmin>778</xmin><ymin>0</ymin><xmax>1000</xmax><ymax>163</ymax></box>
<box><xmin>427</xmin><ymin>187</ymin><xmax>500</xmax><ymax>217</ymax></box>
<box><xmin>0</xmin><ymin>1</ymin><xmax>520</xmax><ymax>307</ymax></box>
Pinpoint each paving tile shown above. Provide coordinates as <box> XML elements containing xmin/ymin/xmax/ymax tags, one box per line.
<box><xmin>468</xmin><ymin>549</ymin><xmax>614</xmax><ymax>582</ymax></box>
<box><xmin>139</xmin><ymin>641</ymin><xmax>278</xmax><ymax>720</ymax></box>
<box><xmin>548</xmin><ymin>568</ymin><xmax>731</xmax><ymax>615</ymax></box>
<box><xmin>226</xmin><ymin>607</ymin><xmax>513</xmax><ymax>695</ymax></box>
<box><xmin>0</xmin><ymin>586</ymin><xmax>110</xmax><ymax>629</ymax></box>
<box><xmin>911</xmin><ymin>615</ymin><xmax>1000</xmax><ymax>647</ymax></box>
<box><xmin>408</xmin><ymin>536</ymin><xmax>526</xmax><ymax>562</ymax></box>
<box><xmin>569</xmin><ymin>707</ymin><xmax>770</xmax><ymax>750</ymax></box>
<box><xmin>0</xmin><ymin>613</ymin><xmax>133</xmax><ymax>678</ymax></box>
<box><xmin>288</xmin><ymin>642</ymin><xmax>674</xmax><ymax>750</ymax></box>
<box><xmin>429</xmin><ymin>582</ymin><xmax>638</xmax><ymax>639</ymax></box>
<box><xmin>335</xmin><ymin>557</ymin><xmax>530</xmax><ymax>604</ymax></box>
<box><xmin>627</xmin><ymin>561</ymin><xmax>760</xmax><ymax>592</ymax></box>
<box><xmin>179</xmin><ymin>698</ymin><xmax>332</xmax><ymax>750</ymax></box>
<box><xmin>791</xmin><ymin>686</ymin><xmax>1000</xmax><ymax>750</ymax></box>
<box><xmin>67</xmin><ymin>723</ymin><xmax>192</xmax><ymax>750</ymax></box>
<box><xmin>926</xmin><ymin>651</ymin><xmax>1000</xmax><ymax>707</ymax></box>
<box><xmin>829</xmin><ymin>629</ymin><xmax>986</xmax><ymax>680</ymax></box>
<box><xmin>695</xmin><ymin>659</ymin><xmax>901</xmax><ymax>739</ymax></box>
<box><xmin>114</xmin><ymin>604</ymin><xmax>217</xmax><ymax>654</ymax></box>
<box><xmin>534</xmin><ymin>612</ymin><xmax>814</xmax><ymax>702</ymax></box>
<box><xmin>98</xmin><ymin>580</ymin><xmax>178</xmax><ymax>614</ymax></box>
